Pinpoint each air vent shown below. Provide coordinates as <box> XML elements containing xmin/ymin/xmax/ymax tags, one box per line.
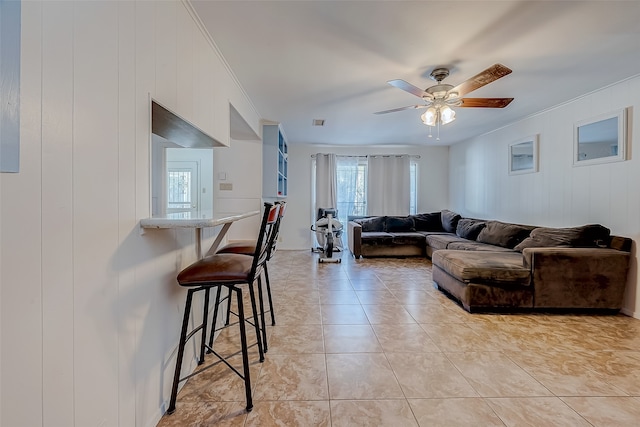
<box><xmin>312</xmin><ymin>119</ymin><xmax>325</xmax><ymax>127</ymax></box>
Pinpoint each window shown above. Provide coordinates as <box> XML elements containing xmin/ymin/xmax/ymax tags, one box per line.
<box><xmin>313</xmin><ymin>155</ymin><xmax>418</xmax><ymax>226</ymax></box>
<box><xmin>336</xmin><ymin>157</ymin><xmax>368</xmax><ymax>225</ymax></box>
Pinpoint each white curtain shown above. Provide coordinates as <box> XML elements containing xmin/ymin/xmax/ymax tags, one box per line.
<box><xmin>367</xmin><ymin>155</ymin><xmax>410</xmax><ymax>216</ymax></box>
<box><xmin>315</xmin><ymin>153</ymin><xmax>337</xmax><ymax>217</ymax></box>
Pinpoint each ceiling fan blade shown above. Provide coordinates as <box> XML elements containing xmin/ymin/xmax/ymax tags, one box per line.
<box><xmin>374</xmin><ymin>105</ymin><xmax>426</xmax><ymax>114</ymax></box>
<box><xmin>450</xmin><ymin>64</ymin><xmax>512</xmax><ymax>97</ymax></box>
<box><xmin>387</xmin><ymin>79</ymin><xmax>427</xmax><ymax>98</ymax></box>
<box><xmin>458</xmin><ymin>98</ymin><xmax>514</xmax><ymax>108</ymax></box>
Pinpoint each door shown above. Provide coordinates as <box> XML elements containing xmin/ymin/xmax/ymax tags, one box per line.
<box><xmin>166</xmin><ymin>160</ymin><xmax>200</xmax><ymax>217</ymax></box>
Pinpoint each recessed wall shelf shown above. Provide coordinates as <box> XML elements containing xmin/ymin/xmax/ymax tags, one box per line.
<box><xmin>262</xmin><ymin>124</ymin><xmax>288</xmax><ymax>198</ymax></box>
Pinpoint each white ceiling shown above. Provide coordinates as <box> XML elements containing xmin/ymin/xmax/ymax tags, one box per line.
<box><xmin>192</xmin><ymin>0</ymin><xmax>640</xmax><ymax>146</ymax></box>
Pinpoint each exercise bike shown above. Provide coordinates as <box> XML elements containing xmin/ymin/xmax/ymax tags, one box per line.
<box><xmin>311</xmin><ymin>208</ymin><xmax>343</xmax><ymax>263</ymax></box>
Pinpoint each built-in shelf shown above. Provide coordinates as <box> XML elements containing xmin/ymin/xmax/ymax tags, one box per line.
<box><xmin>262</xmin><ymin>124</ymin><xmax>288</xmax><ymax>198</ymax></box>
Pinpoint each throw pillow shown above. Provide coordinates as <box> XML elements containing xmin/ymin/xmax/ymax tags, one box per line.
<box><xmin>455</xmin><ymin>218</ymin><xmax>486</xmax><ymax>240</ymax></box>
<box><xmin>358</xmin><ymin>216</ymin><xmax>387</xmax><ymax>232</ymax></box>
<box><xmin>441</xmin><ymin>210</ymin><xmax>462</xmax><ymax>233</ymax></box>
<box><xmin>514</xmin><ymin>224</ymin><xmax>610</xmax><ymax>252</ymax></box>
<box><xmin>476</xmin><ymin>221</ymin><xmax>534</xmax><ymax>249</ymax></box>
<box><xmin>385</xmin><ymin>216</ymin><xmax>416</xmax><ymax>232</ymax></box>
<box><xmin>411</xmin><ymin>212</ymin><xmax>444</xmax><ymax>231</ymax></box>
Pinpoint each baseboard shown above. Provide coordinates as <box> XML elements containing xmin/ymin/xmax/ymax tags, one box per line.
<box><xmin>620</xmin><ymin>307</ymin><xmax>639</xmax><ymax>319</ymax></box>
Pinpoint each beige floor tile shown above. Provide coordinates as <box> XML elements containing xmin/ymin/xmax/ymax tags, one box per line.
<box><xmin>326</xmin><ymin>353</ymin><xmax>404</xmax><ymax>399</ymax></box>
<box><xmin>176</xmin><ymin>354</ymin><xmax>263</xmax><ymax>403</ymax></box>
<box><xmin>422</xmin><ymin>323</ymin><xmax>500</xmax><ymax>352</ymax></box>
<box><xmin>157</xmin><ymin>401</ymin><xmax>248</xmax><ymax>427</ymax></box>
<box><xmin>244</xmin><ymin>400</ymin><xmax>331</xmax><ymax>427</ymax></box>
<box><xmin>273</xmin><ymin>303</ymin><xmax>322</xmax><ymax>325</ymax></box>
<box><xmin>267</xmin><ymin>324</ymin><xmax>325</xmax><ymax>354</ymax></box>
<box><xmin>506</xmin><ymin>350</ymin><xmax>628</xmax><ymax>396</ymax></box>
<box><xmin>323</xmin><ymin>324</ymin><xmax>382</xmax><ymax>353</ymax></box>
<box><xmin>362</xmin><ymin>304</ymin><xmax>417</xmax><ymax>324</ymax></box>
<box><xmin>577</xmin><ymin>350</ymin><xmax>640</xmax><ymax>395</ymax></box>
<box><xmin>253</xmin><ymin>354</ymin><xmax>328</xmax><ymax>401</ymax></box>
<box><xmin>446</xmin><ymin>351</ymin><xmax>553</xmax><ymax>397</ymax></box>
<box><xmin>487</xmin><ymin>397</ymin><xmax>592</xmax><ymax>426</ymax></box>
<box><xmin>386</xmin><ymin>352</ymin><xmax>478</xmax><ymax>398</ymax></box>
<box><xmin>404</xmin><ymin>304</ymin><xmax>469</xmax><ymax>324</ymax></box>
<box><xmin>408</xmin><ymin>398</ymin><xmax>505</xmax><ymax>427</ymax></box>
<box><xmin>271</xmin><ymin>289</ymin><xmax>320</xmax><ymax>305</ymax></box>
<box><xmin>319</xmin><ymin>289</ymin><xmax>360</xmax><ymax>304</ymax></box>
<box><xmin>321</xmin><ymin>304</ymin><xmax>370</xmax><ymax>324</ymax></box>
<box><xmin>330</xmin><ymin>400</ymin><xmax>418</xmax><ymax>427</ymax></box>
<box><xmin>560</xmin><ymin>396</ymin><xmax>640</xmax><ymax>426</ymax></box>
<box><xmin>355</xmin><ymin>289</ymin><xmax>398</xmax><ymax>304</ymax></box>
<box><xmin>390</xmin><ymin>289</ymin><xmax>436</xmax><ymax>305</ymax></box>
<box><xmin>349</xmin><ymin>280</ymin><xmax>388</xmax><ymax>291</ymax></box>
<box><xmin>372</xmin><ymin>323</ymin><xmax>440</xmax><ymax>353</ymax></box>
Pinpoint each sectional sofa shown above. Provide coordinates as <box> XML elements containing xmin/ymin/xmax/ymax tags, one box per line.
<box><xmin>347</xmin><ymin>210</ymin><xmax>632</xmax><ymax>312</ymax></box>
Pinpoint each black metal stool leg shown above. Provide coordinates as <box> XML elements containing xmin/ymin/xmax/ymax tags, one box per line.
<box><xmin>168</xmin><ymin>289</ymin><xmax>194</xmax><ymax>414</ymax></box>
<box><xmin>225</xmin><ymin>291</ymin><xmax>232</xmax><ymax>326</ymax></box>
<box><xmin>207</xmin><ymin>286</ymin><xmax>223</xmax><ymax>352</ymax></box>
<box><xmin>198</xmin><ymin>288</ymin><xmax>210</xmax><ymax>364</ymax></box>
<box><xmin>256</xmin><ymin>275</ymin><xmax>268</xmax><ymax>352</ymax></box>
<box><xmin>263</xmin><ymin>263</ymin><xmax>276</xmax><ymax>326</ymax></box>
<box><xmin>235</xmin><ymin>287</ymin><xmax>253</xmax><ymax>412</ymax></box>
<box><xmin>247</xmin><ymin>280</ymin><xmax>265</xmax><ymax>362</ymax></box>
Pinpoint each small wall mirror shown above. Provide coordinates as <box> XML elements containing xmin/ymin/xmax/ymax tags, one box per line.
<box><xmin>574</xmin><ymin>109</ymin><xmax>627</xmax><ymax>166</ymax></box>
<box><xmin>509</xmin><ymin>135</ymin><xmax>538</xmax><ymax>175</ymax></box>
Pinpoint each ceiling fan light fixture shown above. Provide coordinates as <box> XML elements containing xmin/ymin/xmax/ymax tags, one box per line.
<box><xmin>440</xmin><ymin>105</ymin><xmax>456</xmax><ymax>124</ymax></box>
<box><xmin>421</xmin><ymin>107</ymin><xmax>437</xmax><ymax>127</ymax></box>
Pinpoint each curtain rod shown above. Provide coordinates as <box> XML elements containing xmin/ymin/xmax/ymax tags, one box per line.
<box><xmin>311</xmin><ymin>154</ymin><xmax>421</xmax><ymax>159</ymax></box>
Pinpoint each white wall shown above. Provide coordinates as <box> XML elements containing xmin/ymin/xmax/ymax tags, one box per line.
<box><xmin>449</xmin><ymin>76</ymin><xmax>640</xmax><ymax>319</ymax></box>
<box><xmin>214</xmin><ymin>138</ymin><xmax>264</xmax><ymax>241</ymax></box>
<box><xmin>280</xmin><ymin>143</ymin><xmax>449</xmax><ymax>250</ymax></box>
<box><xmin>0</xmin><ymin>2</ymin><xmax>260</xmax><ymax>426</ymax></box>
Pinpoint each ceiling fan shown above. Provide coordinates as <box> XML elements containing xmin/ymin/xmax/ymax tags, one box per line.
<box><xmin>375</xmin><ymin>64</ymin><xmax>514</xmax><ymax>133</ymax></box>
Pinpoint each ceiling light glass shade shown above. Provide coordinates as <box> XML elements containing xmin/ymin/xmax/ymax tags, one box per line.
<box><xmin>421</xmin><ymin>107</ymin><xmax>437</xmax><ymax>126</ymax></box>
<box><xmin>440</xmin><ymin>105</ymin><xmax>456</xmax><ymax>124</ymax></box>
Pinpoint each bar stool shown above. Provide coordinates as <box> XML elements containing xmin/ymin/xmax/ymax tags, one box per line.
<box><xmin>213</xmin><ymin>201</ymin><xmax>286</xmax><ymax>351</ymax></box>
<box><xmin>167</xmin><ymin>202</ymin><xmax>280</xmax><ymax>414</ymax></box>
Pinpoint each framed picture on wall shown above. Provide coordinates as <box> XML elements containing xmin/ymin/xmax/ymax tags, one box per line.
<box><xmin>509</xmin><ymin>135</ymin><xmax>539</xmax><ymax>175</ymax></box>
<box><xmin>573</xmin><ymin>108</ymin><xmax>627</xmax><ymax>167</ymax></box>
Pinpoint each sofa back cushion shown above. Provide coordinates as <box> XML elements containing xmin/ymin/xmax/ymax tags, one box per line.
<box><xmin>411</xmin><ymin>212</ymin><xmax>444</xmax><ymax>232</ymax></box>
<box><xmin>356</xmin><ymin>216</ymin><xmax>387</xmax><ymax>232</ymax></box>
<box><xmin>455</xmin><ymin>218</ymin><xmax>486</xmax><ymax>240</ymax></box>
<box><xmin>441</xmin><ymin>210</ymin><xmax>461</xmax><ymax>233</ymax></box>
<box><xmin>385</xmin><ymin>216</ymin><xmax>416</xmax><ymax>232</ymax></box>
<box><xmin>476</xmin><ymin>221</ymin><xmax>534</xmax><ymax>249</ymax></box>
<box><xmin>514</xmin><ymin>224</ymin><xmax>610</xmax><ymax>252</ymax></box>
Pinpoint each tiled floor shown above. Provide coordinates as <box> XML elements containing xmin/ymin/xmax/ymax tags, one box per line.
<box><xmin>158</xmin><ymin>250</ymin><xmax>640</xmax><ymax>426</ymax></box>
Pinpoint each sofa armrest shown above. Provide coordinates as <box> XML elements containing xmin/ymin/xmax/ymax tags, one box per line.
<box><xmin>348</xmin><ymin>221</ymin><xmax>362</xmax><ymax>258</ymax></box>
<box><xmin>522</xmin><ymin>247</ymin><xmax>630</xmax><ymax>309</ymax></box>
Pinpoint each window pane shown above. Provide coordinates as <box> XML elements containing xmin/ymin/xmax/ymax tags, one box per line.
<box><xmin>336</xmin><ymin>158</ymin><xmax>367</xmax><ymax>225</ymax></box>
<box><xmin>168</xmin><ymin>170</ymin><xmax>192</xmax><ymax>210</ymax></box>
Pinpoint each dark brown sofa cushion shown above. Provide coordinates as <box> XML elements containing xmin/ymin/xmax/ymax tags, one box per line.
<box><xmin>360</xmin><ymin>231</ymin><xmax>394</xmax><ymax>244</ymax></box>
<box><xmin>476</xmin><ymin>221</ymin><xmax>533</xmax><ymax>249</ymax></box>
<box><xmin>385</xmin><ymin>216</ymin><xmax>416</xmax><ymax>232</ymax></box>
<box><xmin>411</xmin><ymin>212</ymin><xmax>444</xmax><ymax>232</ymax></box>
<box><xmin>514</xmin><ymin>224</ymin><xmax>610</xmax><ymax>252</ymax></box>
<box><xmin>441</xmin><ymin>210</ymin><xmax>461</xmax><ymax>233</ymax></box>
<box><xmin>455</xmin><ymin>218</ymin><xmax>486</xmax><ymax>240</ymax></box>
<box><xmin>433</xmin><ymin>250</ymin><xmax>531</xmax><ymax>286</ymax></box>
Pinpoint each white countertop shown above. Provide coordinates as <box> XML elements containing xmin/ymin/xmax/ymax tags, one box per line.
<box><xmin>140</xmin><ymin>210</ymin><xmax>260</xmax><ymax>229</ymax></box>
